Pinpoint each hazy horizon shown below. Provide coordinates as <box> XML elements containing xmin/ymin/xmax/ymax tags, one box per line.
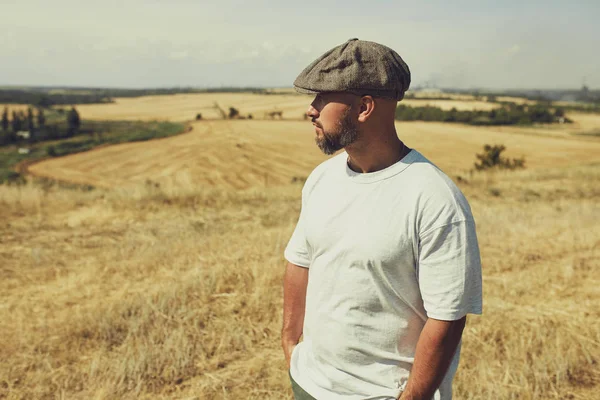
<box><xmin>2</xmin><ymin>0</ymin><xmax>599</xmax><ymax>90</ymax></box>
<box><xmin>0</xmin><ymin>84</ymin><xmax>595</xmax><ymax>92</ymax></box>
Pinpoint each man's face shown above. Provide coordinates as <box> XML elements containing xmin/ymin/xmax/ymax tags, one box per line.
<box><xmin>307</xmin><ymin>92</ymin><xmax>360</xmax><ymax>155</ymax></box>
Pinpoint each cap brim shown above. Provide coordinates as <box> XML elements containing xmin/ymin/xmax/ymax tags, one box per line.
<box><xmin>293</xmin><ymin>85</ymin><xmax>321</xmax><ymax>95</ymax></box>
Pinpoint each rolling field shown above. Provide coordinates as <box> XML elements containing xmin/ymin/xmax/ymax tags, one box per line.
<box><xmin>70</xmin><ymin>93</ymin><xmax>500</xmax><ymax>122</ymax></box>
<box><xmin>2</xmin><ymin>94</ymin><xmax>600</xmax><ymax>399</ymax></box>
<box><xmin>27</xmin><ymin>118</ymin><xmax>600</xmax><ymax>190</ymax></box>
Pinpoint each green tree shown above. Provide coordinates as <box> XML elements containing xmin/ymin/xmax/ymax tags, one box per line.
<box><xmin>11</xmin><ymin>111</ymin><xmax>22</xmax><ymax>133</ymax></box>
<box><xmin>37</xmin><ymin>108</ymin><xmax>46</xmax><ymax>127</ymax></box>
<box><xmin>27</xmin><ymin>107</ymin><xmax>35</xmax><ymax>142</ymax></box>
<box><xmin>36</xmin><ymin>95</ymin><xmax>52</xmax><ymax>108</ymax></box>
<box><xmin>67</xmin><ymin>106</ymin><xmax>81</xmax><ymax>137</ymax></box>
<box><xmin>1</xmin><ymin>107</ymin><xmax>8</xmax><ymax>131</ymax></box>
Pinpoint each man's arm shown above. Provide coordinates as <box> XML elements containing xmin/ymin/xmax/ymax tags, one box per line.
<box><xmin>399</xmin><ymin>316</ymin><xmax>467</xmax><ymax>400</ymax></box>
<box><xmin>282</xmin><ymin>262</ymin><xmax>309</xmax><ymax>368</ymax></box>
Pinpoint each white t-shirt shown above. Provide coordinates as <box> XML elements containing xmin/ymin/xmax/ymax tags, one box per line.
<box><xmin>284</xmin><ymin>149</ymin><xmax>482</xmax><ymax>400</ymax></box>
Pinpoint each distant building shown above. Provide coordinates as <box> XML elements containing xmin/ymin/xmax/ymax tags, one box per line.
<box><xmin>16</xmin><ymin>131</ymin><xmax>30</xmax><ymax>140</ymax></box>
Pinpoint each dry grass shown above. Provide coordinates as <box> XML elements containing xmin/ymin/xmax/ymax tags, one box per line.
<box><xmin>494</xmin><ymin>96</ymin><xmax>538</xmax><ymax>105</ymax></box>
<box><xmin>71</xmin><ymin>93</ymin><xmax>311</xmax><ymax>122</ymax></box>
<box><xmin>1</xmin><ymin>160</ymin><xmax>599</xmax><ymax>399</ymax></box>
<box><xmin>402</xmin><ymin>99</ymin><xmax>499</xmax><ymax>111</ymax></box>
<box><xmin>26</xmin><ymin>119</ymin><xmax>600</xmax><ymax>190</ymax></box>
<box><xmin>2</xmin><ymin>97</ymin><xmax>600</xmax><ymax>399</ymax></box>
<box><xmin>0</xmin><ymin>104</ymin><xmax>33</xmax><ymax>114</ymax></box>
<box><xmin>68</xmin><ymin>93</ymin><xmax>503</xmax><ymax>123</ymax></box>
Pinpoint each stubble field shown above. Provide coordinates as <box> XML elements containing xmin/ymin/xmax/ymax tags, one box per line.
<box><xmin>69</xmin><ymin>93</ymin><xmax>500</xmax><ymax>123</ymax></box>
<box><xmin>0</xmin><ymin>104</ymin><xmax>34</xmax><ymax>115</ymax></box>
<box><xmin>1</xmin><ymin>93</ymin><xmax>599</xmax><ymax>399</ymax></box>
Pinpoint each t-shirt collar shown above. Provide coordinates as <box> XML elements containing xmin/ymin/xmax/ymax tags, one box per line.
<box><xmin>343</xmin><ymin>149</ymin><xmax>417</xmax><ymax>183</ymax></box>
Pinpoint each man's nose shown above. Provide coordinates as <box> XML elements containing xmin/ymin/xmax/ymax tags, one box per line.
<box><xmin>306</xmin><ymin>105</ymin><xmax>319</xmax><ymax>119</ymax></box>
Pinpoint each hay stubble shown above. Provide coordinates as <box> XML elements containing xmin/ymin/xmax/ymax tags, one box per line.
<box><xmin>2</xmin><ymin>94</ymin><xmax>600</xmax><ymax>399</ymax></box>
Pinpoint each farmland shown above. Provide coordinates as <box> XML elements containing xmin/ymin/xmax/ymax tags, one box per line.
<box><xmin>1</xmin><ymin>92</ymin><xmax>599</xmax><ymax>399</ymax></box>
<box><xmin>27</xmin><ymin>118</ymin><xmax>600</xmax><ymax>190</ymax></box>
<box><xmin>67</xmin><ymin>92</ymin><xmax>501</xmax><ymax>122</ymax></box>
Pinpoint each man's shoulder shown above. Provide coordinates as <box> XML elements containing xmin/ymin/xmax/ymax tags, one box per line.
<box><xmin>405</xmin><ymin>151</ymin><xmax>474</xmax><ymax>225</ymax></box>
<box><xmin>404</xmin><ymin>151</ymin><xmax>462</xmax><ymax>195</ymax></box>
<box><xmin>302</xmin><ymin>152</ymin><xmax>346</xmax><ymax>194</ymax></box>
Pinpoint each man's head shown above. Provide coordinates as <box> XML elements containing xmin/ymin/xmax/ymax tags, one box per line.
<box><xmin>306</xmin><ymin>92</ymin><xmax>395</xmax><ymax>155</ymax></box>
<box><xmin>308</xmin><ymin>92</ymin><xmax>359</xmax><ymax>155</ymax></box>
<box><xmin>294</xmin><ymin>39</ymin><xmax>410</xmax><ymax>154</ymax></box>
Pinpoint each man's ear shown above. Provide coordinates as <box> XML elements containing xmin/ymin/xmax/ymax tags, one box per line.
<box><xmin>357</xmin><ymin>95</ymin><xmax>375</xmax><ymax>123</ymax></box>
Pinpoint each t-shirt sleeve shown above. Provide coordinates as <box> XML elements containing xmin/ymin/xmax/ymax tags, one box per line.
<box><xmin>284</xmin><ymin>190</ymin><xmax>311</xmax><ymax>268</ymax></box>
<box><xmin>417</xmin><ymin>219</ymin><xmax>482</xmax><ymax>321</ymax></box>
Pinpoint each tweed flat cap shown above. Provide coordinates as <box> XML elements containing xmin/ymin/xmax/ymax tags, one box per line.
<box><xmin>293</xmin><ymin>38</ymin><xmax>411</xmax><ymax>101</ymax></box>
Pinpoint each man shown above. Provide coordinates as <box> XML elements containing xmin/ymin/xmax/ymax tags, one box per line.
<box><xmin>282</xmin><ymin>38</ymin><xmax>482</xmax><ymax>400</ymax></box>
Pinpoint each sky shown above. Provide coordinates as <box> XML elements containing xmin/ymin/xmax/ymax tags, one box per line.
<box><xmin>1</xmin><ymin>0</ymin><xmax>599</xmax><ymax>90</ymax></box>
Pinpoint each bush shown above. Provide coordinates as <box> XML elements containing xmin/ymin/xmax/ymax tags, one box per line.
<box><xmin>195</xmin><ymin>113</ymin><xmax>202</xmax><ymax>120</ymax></box>
<box><xmin>228</xmin><ymin>107</ymin><xmax>239</xmax><ymax>119</ymax></box>
<box><xmin>474</xmin><ymin>145</ymin><xmax>526</xmax><ymax>171</ymax></box>
<box><xmin>0</xmin><ymin>170</ymin><xmax>25</xmax><ymax>184</ymax></box>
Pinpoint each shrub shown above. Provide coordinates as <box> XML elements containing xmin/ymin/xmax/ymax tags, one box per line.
<box><xmin>195</xmin><ymin>113</ymin><xmax>202</xmax><ymax>120</ymax></box>
<box><xmin>474</xmin><ymin>145</ymin><xmax>526</xmax><ymax>171</ymax></box>
<box><xmin>0</xmin><ymin>170</ymin><xmax>25</xmax><ymax>184</ymax></box>
<box><xmin>228</xmin><ymin>107</ymin><xmax>239</xmax><ymax>119</ymax></box>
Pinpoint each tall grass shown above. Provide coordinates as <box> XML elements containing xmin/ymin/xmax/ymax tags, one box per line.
<box><xmin>0</xmin><ymin>165</ymin><xmax>599</xmax><ymax>399</ymax></box>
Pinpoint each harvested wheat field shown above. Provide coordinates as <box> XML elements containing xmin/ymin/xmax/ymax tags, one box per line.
<box><xmin>0</xmin><ymin>104</ymin><xmax>34</xmax><ymax>114</ymax></box>
<box><xmin>72</xmin><ymin>93</ymin><xmax>310</xmax><ymax>122</ymax></box>
<box><xmin>3</xmin><ymin>102</ymin><xmax>600</xmax><ymax>399</ymax></box>
<box><xmin>402</xmin><ymin>99</ymin><xmax>499</xmax><ymax>111</ymax></box>
<box><xmin>71</xmin><ymin>92</ymin><xmax>500</xmax><ymax>123</ymax></box>
<box><xmin>27</xmin><ymin>119</ymin><xmax>600</xmax><ymax>189</ymax></box>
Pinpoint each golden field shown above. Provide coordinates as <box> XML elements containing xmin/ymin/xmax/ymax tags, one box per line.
<box><xmin>68</xmin><ymin>93</ymin><xmax>501</xmax><ymax>123</ymax></box>
<box><xmin>0</xmin><ymin>104</ymin><xmax>34</xmax><ymax>115</ymax></box>
<box><xmin>1</xmin><ymin>94</ymin><xmax>600</xmax><ymax>399</ymax></box>
<box><xmin>28</xmin><ymin>116</ymin><xmax>600</xmax><ymax>189</ymax></box>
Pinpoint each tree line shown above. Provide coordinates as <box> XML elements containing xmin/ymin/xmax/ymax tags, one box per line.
<box><xmin>1</xmin><ymin>106</ymin><xmax>81</xmax><ymax>145</ymax></box>
<box><xmin>395</xmin><ymin>102</ymin><xmax>571</xmax><ymax>126</ymax></box>
<box><xmin>0</xmin><ymin>90</ymin><xmax>112</xmax><ymax>107</ymax></box>
<box><xmin>0</xmin><ymin>87</ymin><xmax>272</xmax><ymax>107</ymax></box>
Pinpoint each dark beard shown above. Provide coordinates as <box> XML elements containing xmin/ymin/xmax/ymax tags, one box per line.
<box><xmin>315</xmin><ymin>111</ymin><xmax>359</xmax><ymax>155</ymax></box>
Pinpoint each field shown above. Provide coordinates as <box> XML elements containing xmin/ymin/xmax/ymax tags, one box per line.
<box><xmin>27</xmin><ymin>117</ymin><xmax>600</xmax><ymax>189</ymax></box>
<box><xmin>1</xmin><ymin>93</ymin><xmax>600</xmax><ymax>399</ymax></box>
<box><xmin>68</xmin><ymin>93</ymin><xmax>501</xmax><ymax>123</ymax></box>
<box><xmin>0</xmin><ymin>104</ymin><xmax>34</xmax><ymax>115</ymax></box>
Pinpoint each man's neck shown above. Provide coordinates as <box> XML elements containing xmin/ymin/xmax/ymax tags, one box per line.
<box><xmin>346</xmin><ymin>135</ymin><xmax>409</xmax><ymax>174</ymax></box>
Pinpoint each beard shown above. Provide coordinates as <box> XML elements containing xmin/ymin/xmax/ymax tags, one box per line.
<box><xmin>314</xmin><ymin>110</ymin><xmax>359</xmax><ymax>155</ymax></box>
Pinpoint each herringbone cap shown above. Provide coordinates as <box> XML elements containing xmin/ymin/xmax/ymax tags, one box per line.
<box><xmin>293</xmin><ymin>38</ymin><xmax>411</xmax><ymax>101</ymax></box>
